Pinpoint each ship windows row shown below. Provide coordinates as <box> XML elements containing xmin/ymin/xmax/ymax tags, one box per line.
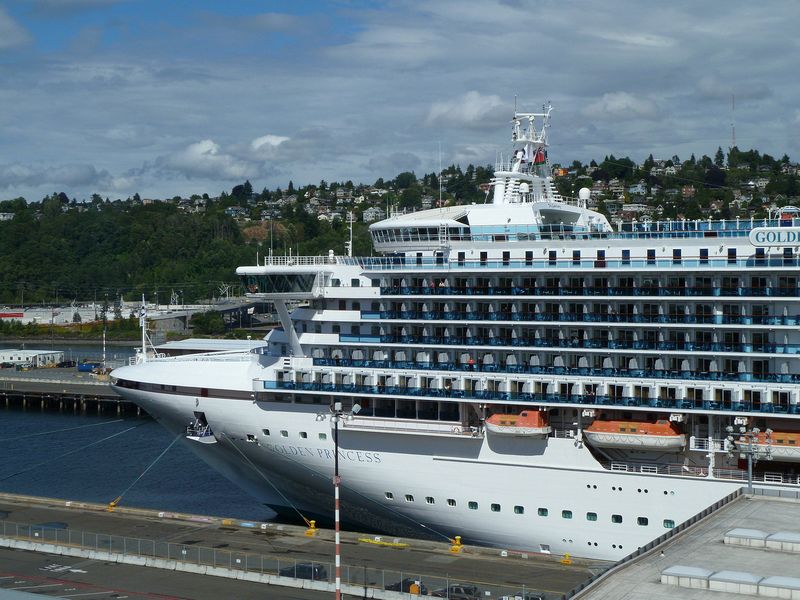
<box><xmin>383</xmin><ymin>491</ymin><xmax>675</xmax><ymax>528</ymax></box>
<box><xmin>262</xmin><ymin>428</ymin><xmax>327</xmax><ymax>441</ymax></box>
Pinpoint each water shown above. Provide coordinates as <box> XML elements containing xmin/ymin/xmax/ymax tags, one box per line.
<box><xmin>0</xmin><ymin>408</ymin><xmax>275</xmax><ymax>521</ymax></box>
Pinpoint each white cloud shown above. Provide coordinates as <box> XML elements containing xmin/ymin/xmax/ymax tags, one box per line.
<box><xmin>593</xmin><ymin>31</ymin><xmax>675</xmax><ymax>48</ymax></box>
<box><xmin>0</xmin><ymin>7</ymin><xmax>31</xmax><ymax>49</ymax></box>
<box><xmin>251</xmin><ymin>134</ymin><xmax>290</xmax><ymax>156</ymax></box>
<box><xmin>154</xmin><ymin>140</ymin><xmax>257</xmax><ymax>181</ymax></box>
<box><xmin>426</xmin><ymin>92</ymin><xmax>507</xmax><ymax>128</ymax></box>
<box><xmin>583</xmin><ymin>92</ymin><xmax>660</xmax><ymax>120</ymax></box>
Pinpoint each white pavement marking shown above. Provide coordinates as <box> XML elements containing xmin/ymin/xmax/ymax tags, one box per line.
<box><xmin>61</xmin><ymin>592</ymin><xmax>114</xmax><ymax>598</ymax></box>
<box><xmin>11</xmin><ymin>584</ymin><xmax>62</xmax><ymax>590</ymax></box>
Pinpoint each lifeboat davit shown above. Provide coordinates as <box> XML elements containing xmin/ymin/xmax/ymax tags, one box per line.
<box><xmin>584</xmin><ymin>419</ymin><xmax>685</xmax><ymax>451</ymax></box>
<box><xmin>485</xmin><ymin>411</ymin><xmax>551</xmax><ymax>437</ymax></box>
<box><xmin>752</xmin><ymin>431</ymin><xmax>800</xmax><ymax>463</ymax></box>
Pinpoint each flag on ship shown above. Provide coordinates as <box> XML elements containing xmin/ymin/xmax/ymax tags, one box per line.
<box><xmin>532</xmin><ymin>146</ymin><xmax>546</xmax><ymax>165</ymax></box>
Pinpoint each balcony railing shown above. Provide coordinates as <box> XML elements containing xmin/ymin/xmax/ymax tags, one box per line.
<box><xmin>313</xmin><ymin>357</ymin><xmax>799</xmax><ymax>385</ymax></box>
<box><xmin>264</xmin><ymin>380</ymin><xmax>799</xmax><ymax>414</ymax></box>
<box><xmin>340</xmin><ymin>334</ymin><xmax>800</xmax><ymax>357</ymax></box>
<box><xmin>378</xmin><ymin>285</ymin><xmax>800</xmax><ymax>298</ymax></box>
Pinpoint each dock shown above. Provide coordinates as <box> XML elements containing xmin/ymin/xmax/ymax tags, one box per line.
<box><xmin>0</xmin><ymin>493</ymin><xmax>599</xmax><ymax>599</ymax></box>
<box><xmin>0</xmin><ymin>368</ymin><xmax>139</xmax><ymax>415</ymax></box>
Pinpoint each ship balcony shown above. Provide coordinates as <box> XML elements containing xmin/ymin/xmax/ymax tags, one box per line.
<box><xmin>341</xmin><ymin>332</ymin><xmax>800</xmax><ymax>356</ymax></box>
<box><xmin>311</xmin><ymin>357</ymin><xmax>799</xmax><ymax>386</ymax></box>
<box><xmin>364</xmin><ymin>256</ymin><xmax>800</xmax><ymax>272</ymax></box>
<box><xmin>263</xmin><ymin>379</ymin><xmax>800</xmax><ymax>415</ymax></box>
<box><xmin>378</xmin><ymin>285</ymin><xmax>800</xmax><ymax>299</ymax></box>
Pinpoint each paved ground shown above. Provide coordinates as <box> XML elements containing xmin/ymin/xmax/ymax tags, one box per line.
<box><xmin>0</xmin><ymin>495</ymin><xmax>600</xmax><ymax>599</ymax></box>
<box><xmin>0</xmin><ymin>546</ymin><xmax>332</xmax><ymax>600</ymax></box>
<box><xmin>579</xmin><ymin>493</ymin><xmax>800</xmax><ymax>599</ymax></box>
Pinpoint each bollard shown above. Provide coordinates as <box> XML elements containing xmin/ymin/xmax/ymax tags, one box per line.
<box><xmin>305</xmin><ymin>520</ymin><xmax>317</xmax><ymax>536</ymax></box>
<box><xmin>450</xmin><ymin>535</ymin><xmax>463</xmax><ymax>553</ymax></box>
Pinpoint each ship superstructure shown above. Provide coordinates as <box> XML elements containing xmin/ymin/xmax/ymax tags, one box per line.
<box><xmin>111</xmin><ymin>105</ymin><xmax>800</xmax><ymax>561</ymax></box>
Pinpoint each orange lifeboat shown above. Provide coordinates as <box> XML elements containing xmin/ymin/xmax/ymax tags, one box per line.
<box><xmin>752</xmin><ymin>430</ymin><xmax>800</xmax><ymax>463</ymax></box>
<box><xmin>584</xmin><ymin>419</ymin><xmax>685</xmax><ymax>451</ymax></box>
<box><xmin>485</xmin><ymin>411</ymin><xmax>551</xmax><ymax>437</ymax></box>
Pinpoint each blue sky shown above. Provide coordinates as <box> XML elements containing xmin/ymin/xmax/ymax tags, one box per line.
<box><xmin>1</xmin><ymin>0</ymin><xmax>799</xmax><ymax>201</ymax></box>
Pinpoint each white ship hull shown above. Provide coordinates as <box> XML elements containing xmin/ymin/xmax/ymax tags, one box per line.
<box><xmin>113</xmin><ymin>363</ymin><xmax>757</xmax><ymax>561</ymax></box>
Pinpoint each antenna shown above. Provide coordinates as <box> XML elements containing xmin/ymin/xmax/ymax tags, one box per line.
<box><xmin>514</xmin><ymin>94</ymin><xmax>517</xmax><ymax>114</ymax></box>
<box><xmin>438</xmin><ymin>141</ymin><xmax>442</xmax><ymax>208</ymax></box>
<box><xmin>731</xmin><ymin>93</ymin><xmax>736</xmax><ymax>149</ymax></box>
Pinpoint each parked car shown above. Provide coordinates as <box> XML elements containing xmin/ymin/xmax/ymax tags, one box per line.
<box><xmin>430</xmin><ymin>584</ymin><xmax>482</xmax><ymax>599</ymax></box>
<box><xmin>0</xmin><ymin>362</ymin><xmax>13</xmax><ymax>369</ymax></box>
<box><xmin>77</xmin><ymin>362</ymin><xmax>102</xmax><ymax>372</ymax></box>
<box><xmin>278</xmin><ymin>563</ymin><xmax>327</xmax><ymax>581</ymax></box>
<box><xmin>385</xmin><ymin>577</ymin><xmax>428</xmax><ymax>595</ymax></box>
<box><xmin>56</xmin><ymin>360</ymin><xmax>76</xmax><ymax>368</ymax></box>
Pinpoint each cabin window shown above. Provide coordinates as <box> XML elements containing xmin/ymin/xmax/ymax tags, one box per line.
<box><xmin>405</xmin><ymin>494</ymin><xmax>414</xmax><ymax>502</ymax></box>
<box><xmin>700</xmin><ymin>248</ymin><xmax>709</xmax><ymax>264</ymax></box>
<box><xmin>480</xmin><ymin>252</ymin><xmax>488</xmax><ymax>266</ymax></box>
<box><xmin>426</xmin><ymin>497</ymin><xmax>435</xmax><ymax>505</ymax></box>
<box><xmin>672</xmin><ymin>249</ymin><xmax>681</xmax><ymax>264</ymax></box>
<box><xmin>351</xmin><ymin>278</ymin><xmax>360</xmax><ymax>287</ymax></box>
<box><xmin>586</xmin><ymin>512</ymin><xmax>598</xmax><ymax>521</ymax></box>
<box><xmin>502</xmin><ymin>251</ymin><xmax>510</xmax><ymax>266</ymax></box>
<box><xmin>783</xmin><ymin>247</ymin><xmax>793</xmax><ymax>264</ymax></box>
<box><xmin>385</xmin><ymin>492</ymin><xmax>394</xmax><ymax>500</ymax></box>
<box><xmin>637</xmin><ymin>517</ymin><xmax>649</xmax><ymax>526</ymax></box>
<box><xmin>663</xmin><ymin>519</ymin><xmax>675</xmax><ymax>529</ymax></box>
<box><xmin>727</xmin><ymin>248</ymin><xmax>736</xmax><ymax>264</ymax></box>
<box><xmin>514</xmin><ymin>506</ymin><xmax>524</xmax><ymax>515</ymax></box>
<box><xmin>491</xmin><ymin>503</ymin><xmax>501</xmax><ymax>512</ymax></box>
<box><xmin>416</xmin><ymin>252</ymin><xmax>423</xmax><ymax>266</ymax></box>
<box><xmin>468</xmin><ymin>501</ymin><xmax>478</xmax><ymax>510</ymax></box>
<box><xmin>596</xmin><ymin>249</ymin><xmax>606</xmax><ymax>267</ymax></box>
<box><xmin>262</xmin><ymin>429</ymin><xmax>270</xmax><ymax>436</ymax></box>
<box><xmin>621</xmin><ymin>249</ymin><xmax>630</xmax><ymax>265</ymax></box>
<box><xmin>280</xmin><ymin>430</ymin><xmax>288</xmax><ymax>437</ymax></box>
<box><xmin>538</xmin><ymin>508</ymin><xmax>549</xmax><ymax>517</ymax></box>
<box><xmin>318</xmin><ymin>433</ymin><xmax>327</xmax><ymax>440</ymax></box>
<box><xmin>611</xmin><ymin>514</ymin><xmax>623</xmax><ymax>524</ymax></box>
<box><xmin>457</xmin><ymin>251</ymin><xmax>465</xmax><ymax>266</ymax></box>
<box><xmin>525</xmin><ymin>251</ymin><xmax>533</xmax><ymax>266</ymax></box>
<box><xmin>562</xmin><ymin>510</ymin><xmax>573</xmax><ymax>519</ymax></box>
<box><xmin>447</xmin><ymin>499</ymin><xmax>457</xmax><ymax>507</ymax></box>
<box><xmin>299</xmin><ymin>432</ymin><xmax>307</xmax><ymax>439</ymax></box>
<box><xmin>548</xmin><ymin>250</ymin><xmax>556</xmax><ymax>265</ymax></box>
<box><xmin>646</xmin><ymin>249</ymin><xmax>655</xmax><ymax>265</ymax></box>
<box><xmin>572</xmin><ymin>250</ymin><xmax>581</xmax><ymax>265</ymax></box>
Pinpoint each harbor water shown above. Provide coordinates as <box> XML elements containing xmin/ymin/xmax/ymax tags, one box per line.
<box><xmin>0</xmin><ymin>407</ymin><xmax>276</xmax><ymax>521</ymax></box>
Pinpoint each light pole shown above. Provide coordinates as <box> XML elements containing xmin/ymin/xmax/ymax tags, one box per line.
<box><xmin>726</xmin><ymin>425</ymin><xmax>772</xmax><ymax>493</ymax></box>
<box><xmin>324</xmin><ymin>401</ymin><xmax>361</xmax><ymax>600</ymax></box>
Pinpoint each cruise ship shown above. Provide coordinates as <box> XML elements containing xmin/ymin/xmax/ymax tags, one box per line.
<box><xmin>111</xmin><ymin>105</ymin><xmax>800</xmax><ymax>561</ymax></box>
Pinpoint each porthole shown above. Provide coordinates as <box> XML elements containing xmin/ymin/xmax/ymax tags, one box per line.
<box><xmin>319</xmin><ymin>432</ymin><xmax>327</xmax><ymax>440</ymax></box>
<box><xmin>262</xmin><ymin>428</ymin><xmax>270</xmax><ymax>436</ymax></box>
<box><xmin>562</xmin><ymin>510</ymin><xmax>573</xmax><ymax>519</ymax></box>
<box><xmin>491</xmin><ymin>503</ymin><xmax>501</xmax><ymax>512</ymax></box>
<box><xmin>637</xmin><ymin>517</ymin><xmax>649</xmax><ymax>526</ymax></box>
<box><xmin>405</xmin><ymin>494</ymin><xmax>414</xmax><ymax>502</ymax></box>
<box><xmin>514</xmin><ymin>506</ymin><xmax>524</xmax><ymax>515</ymax></box>
<box><xmin>538</xmin><ymin>508</ymin><xmax>549</xmax><ymax>517</ymax></box>
<box><xmin>468</xmin><ymin>501</ymin><xmax>478</xmax><ymax>510</ymax></box>
<box><xmin>586</xmin><ymin>512</ymin><xmax>597</xmax><ymax>521</ymax></box>
<box><xmin>663</xmin><ymin>519</ymin><xmax>675</xmax><ymax>529</ymax></box>
<box><xmin>385</xmin><ymin>492</ymin><xmax>394</xmax><ymax>500</ymax></box>
<box><xmin>426</xmin><ymin>497</ymin><xmax>435</xmax><ymax>505</ymax></box>
<box><xmin>611</xmin><ymin>514</ymin><xmax>623</xmax><ymax>524</ymax></box>
<box><xmin>280</xmin><ymin>430</ymin><xmax>288</xmax><ymax>437</ymax></box>
<box><xmin>299</xmin><ymin>431</ymin><xmax>308</xmax><ymax>439</ymax></box>
<box><xmin>447</xmin><ymin>498</ymin><xmax>456</xmax><ymax>507</ymax></box>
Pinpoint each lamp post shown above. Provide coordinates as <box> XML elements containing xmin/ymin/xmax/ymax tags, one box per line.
<box><xmin>726</xmin><ymin>425</ymin><xmax>772</xmax><ymax>493</ymax></box>
<box><xmin>325</xmin><ymin>401</ymin><xmax>361</xmax><ymax>600</ymax></box>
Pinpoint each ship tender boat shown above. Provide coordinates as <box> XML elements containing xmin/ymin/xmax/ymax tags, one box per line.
<box><xmin>752</xmin><ymin>430</ymin><xmax>800</xmax><ymax>462</ymax></box>
<box><xmin>485</xmin><ymin>411</ymin><xmax>551</xmax><ymax>437</ymax></box>
<box><xmin>584</xmin><ymin>419</ymin><xmax>685</xmax><ymax>451</ymax></box>
<box><xmin>111</xmin><ymin>103</ymin><xmax>800</xmax><ymax>562</ymax></box>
